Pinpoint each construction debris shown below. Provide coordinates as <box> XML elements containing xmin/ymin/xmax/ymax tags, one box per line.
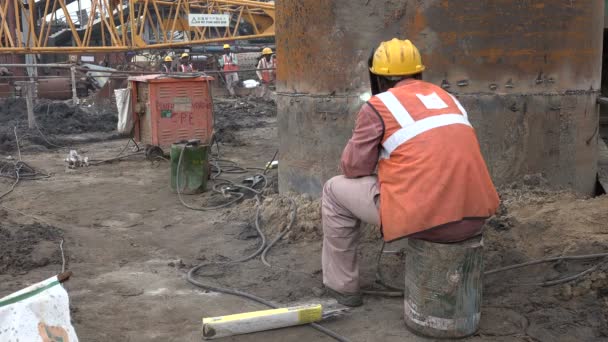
<box><xmin>0</xmin><ymin>99</ymin><xmax>117</xmax><ymax>152</ymax></box>
<box><xmin>65</xmin><ymin>150</ymin><xmax>89</xmax><ymax>169</ymax></box>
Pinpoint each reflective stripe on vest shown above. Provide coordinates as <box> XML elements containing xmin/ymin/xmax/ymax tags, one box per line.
<box><xmin>224</xmin><ymin>54</ymin><xmax>237</xmax><ymax>70</ymax></box>
<box><xmin>448</xmin><ymin>93</ymin><xmax>468</xmax><ymax>119</ymax></box>
<box><xmin>259</xmin><ymin>58</ymin><xmax>275</xmax><ymax>82</ymax></box>
<box><xmin>376</xmin><ymin>91</ymin><xmax>414</xmax><ymax>127</ymax></box>
<box><xmin>376</xmin><ymin>91</ymin><xmax>472</xmax><ymax>157</ymax></box>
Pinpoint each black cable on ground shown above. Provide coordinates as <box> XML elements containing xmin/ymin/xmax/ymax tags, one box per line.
<box><xmin>261</xmin><ymin>197</ymin><xmax>296</xmax><ymax>268</ymax></box>
<box><xmin>31</xmin><ymin>104</ymin><xmax>68</xmax><ymax>149</ymax></box>
<box><xmin>372</xmin><ymin>241</ymin><xmax>608</xmax><ymax>292</ymax></box>
<box><xmin>180</xmin><ymin>146</ymin><xmax>351</xmax><ymax>341</ymax></box>
<box><xmin>374</xmin><ymin>242</ymin><xmax>405</xmax><ymax>293</ymax></box>
<box><xmin>262</xmin><ymin>149</ymin><xmax>278</xmax><ymax>175</ymax></box>
<box><xmin>0</xmin><ymin>171</ymin><xmax>19</xmax><ymax>201</ymax></box>
<box><xmin>485</xmin><ymin>253</ymin><xmax>608</xmax><ymax>287</ymax></box>
<box><xmin>484</xmin><ymin>253</ymin><xmax>608</xmax><ymax>275</ymax></box>
<box><xmin>0</xmin><ymin>128</ymin><xmax>50</xmax><ymax>201</ymax></box>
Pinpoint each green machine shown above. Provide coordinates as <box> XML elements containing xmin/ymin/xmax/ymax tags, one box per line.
<box><xmin>170</xmin><ymin>139</ymin><xmax>209</xmax><ymax>194</ymax></box>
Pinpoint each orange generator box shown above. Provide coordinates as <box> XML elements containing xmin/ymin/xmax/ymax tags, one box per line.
<box><xmin>129</xmin><ymin>75</ymin><xmax>214</xmax><ymax>153</ymax></box>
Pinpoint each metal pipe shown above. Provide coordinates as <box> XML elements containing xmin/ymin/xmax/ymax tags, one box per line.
<box><xmin>0</xmin><ymin>63</ymin><xmax>276</xmax><ymax>75</ymax></box>
<box><xmin>0</xmin><ymin>63</ymin><xmax>73</xmax><ymax>68</ymax></box>
<box><xmin>597</xmin><ymin>97</ymin><xmax>608</xmax><ymax>106</ymax></box>
<box><xmin>70</xmin><ymin>65</ymin><xmax>78</xmax><ymax>103</ymax></box>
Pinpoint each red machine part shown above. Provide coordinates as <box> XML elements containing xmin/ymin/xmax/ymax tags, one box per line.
<box><xmin>130</xmin><ymin>75</ymin><xmax>215</xmax><ymax>152</ymax></box>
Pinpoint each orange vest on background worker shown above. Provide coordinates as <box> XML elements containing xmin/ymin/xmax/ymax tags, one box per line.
<box><xmin>368</xmin><ymin>80</ymin><xmax>499</xmax><ymax>241</ymax></box>
<box><xmin>259</xmin><ymin>59</ymin><xmax>276</xmax><ymax>83</ymax></box>
<box><xmin>179</xmin><ymin>53</ymin><xmax>194</xmax><ymax>72</ymax></box>
<box><xmin>223</xmin><ymin>53</ymin><xmax>239</xmax><ymax>72</ymax></box>
<box><xmin>180</xmin><ymin>63</ymin><xmax>193</xmax><ymax>72</ymax></box>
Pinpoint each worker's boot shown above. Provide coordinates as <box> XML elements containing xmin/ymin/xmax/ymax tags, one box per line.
<box><xmin>325</xmin><ymin>287</ymin><xmax>363</xmax><ymax>307</ymax></box>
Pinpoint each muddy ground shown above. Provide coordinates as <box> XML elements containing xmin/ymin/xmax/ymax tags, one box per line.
<box><xmin>0</xmin><ymin>97</ymin><xmax>607</xmax><ymax>341</ymax></box>
<box><xmin>0</xmin><ymin>98</ymin><xmax>117</xmax><ymax>152</ymax></box>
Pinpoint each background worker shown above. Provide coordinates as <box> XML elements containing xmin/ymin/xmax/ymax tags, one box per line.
<box><xmin>321</xmin><ymin>38</ymin><xmax>499</xmax><ymax>307</ymax></box>
<box><xmin>161</xmin><ymin>56</ymin><xmax>174</xmax><ymax>73</ymax></box>
<box><xmin>218</xmin><ymin>44</ymin><xmax>239</xmax><ymax>97</ymax></box>
<box><xmin>256</xmin><ymin>47</ymin><xmax>276</xmax><ymax>100</ymax></box>
<box><xmin>179</xmin><ymin>52</ymin><xmax>194</xmax><ymax>72</ymax></box>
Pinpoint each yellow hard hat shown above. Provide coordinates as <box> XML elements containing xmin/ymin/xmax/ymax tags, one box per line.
<box><xmin>164</xmin><ymin>56</ymin><xmax>172</xmax><ymax>62</ymax></box>
<box><xmin>223</xmin><ymin>44</ymin><xmax>230</xmax><ymax>49</ymax></box>
<box><xmin>181</xmin><ymin>52</ymin><xmax>189</xmax><ymax>58</ymax></box>
<box><xmin>262</xmin><ymin>47</ymin><xmax>273</xmax><ymax>55</ymax></box>
<box><xmin>369</xmin><ymin>38</ymin><xmax>425</xmax><ymax>76</ymax></box>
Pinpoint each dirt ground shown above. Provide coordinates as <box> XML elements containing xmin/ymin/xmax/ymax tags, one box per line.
<box><xmin>0</xmin><ymin>98</ymin><xmax>117</xmax><ymax>152</ymax></box>
<box><xmin>0</xmin><ymin>97</ymin><xmax>608</xmax><ymax>341</ymax></box>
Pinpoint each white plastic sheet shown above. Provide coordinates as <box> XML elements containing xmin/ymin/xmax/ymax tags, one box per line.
<box><xmin>0</xmin><ymin>276</ymin><xmax>79</xmax><ymax>342</ymax></box>
<box><xmin>115</xmin><ymin>88</ymin><xmax>133</xmax><ymax>134</ymax></box>
<box><xmin>242</xmin><ymin>79</ymin><xmax>260</xmax><ymax>89</ymax></box>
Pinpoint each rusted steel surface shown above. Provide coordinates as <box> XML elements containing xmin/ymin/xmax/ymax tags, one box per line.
<box><xmin>405</xmin><ymin>1</ymin><xmax>603</xmax><ymax>93</ymax></box>
<box><xmin>276</xmin><ymin>0</ymin><xmax>409</xmax><ymax>195</ymax></box>
<box><xmin>278</xmin><ymin>0</ymin><xmax>603</xmax><ymax>195</ymax></box>
<box><xmin>404</xmin><ymin>0</ymin><xmax>603</xmax><ymax>194</ymax></box>
<box><xmin>36</xmin><ymin>78</ymin><xmax>73</xmax><ymax>100</ymax></box>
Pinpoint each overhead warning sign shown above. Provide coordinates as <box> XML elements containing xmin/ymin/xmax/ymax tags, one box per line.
<box><xmin>188</xmin><ymin>14</ymin><xmax>230</xmax><ymax>27</ymax></box>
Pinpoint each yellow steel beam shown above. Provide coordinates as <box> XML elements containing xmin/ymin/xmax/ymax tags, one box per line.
<box><xmin>57</xmin><ymin>0</ymin><xmax>82</xmax><ymax>46</ymax></box>
<box><xmin>0</xmin><ymin>33</ymin><xmax>274</xmax><ymax>53</ymax></box>
<box><xmin>0</xmin><ymin>0</ymin><xmax>275</xmax><ymax>53</ymax></box>
<box><xmin>14</xmin><ymin>0</ymin><xmax>22</xmax><ymax>47</ymax></box>
<box><xmin>37</xmin><ymin>0</ymin><xmax>52</xmax><ymax>46</ymax></box>
<box><xmin>0</xmin><ymin>0</ymin><xmax>14</xmax><ymax>47</ymax></box>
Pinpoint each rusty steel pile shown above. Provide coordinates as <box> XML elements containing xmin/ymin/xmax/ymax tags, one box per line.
<box><xmin>276</xmin><ymin>0</ymin><xmax>603</xmax><ymax>196</ymax></box>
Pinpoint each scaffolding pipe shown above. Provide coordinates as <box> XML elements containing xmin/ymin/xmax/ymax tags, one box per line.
<box><xmin>70</xmin><ymin>65</ymin><xmax>78</xmax><ymax>103</ymax></box>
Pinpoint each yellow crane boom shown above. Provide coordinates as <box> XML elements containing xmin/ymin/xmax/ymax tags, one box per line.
<box><xmin>0</xmin><ymin>0</ymin><xmax>275</xmax><ymax>53</ymax></box>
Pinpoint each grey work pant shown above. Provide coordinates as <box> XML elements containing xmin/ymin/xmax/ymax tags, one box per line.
<box><xmin>322</xmin><ymin>175</ymin><xmax>379</xmax><ymax>294</ymax></box>
<box><xmin>225</xmin><ymin>72</ymin><xmax>239</xmax><ymax>96</ymax></box>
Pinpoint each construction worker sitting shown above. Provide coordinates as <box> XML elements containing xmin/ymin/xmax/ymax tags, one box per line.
<box><xmin>179</xmin><ymin>52</ymin><xmax>194</xmax><ymax>73</ymax></box>
<box><xmin>161</xmin><ymin>55</ymin><xmax>174</xmax><ymax>73</ymax></box>
<box><xmin>218</xmin><ymin>44</ymin><xmax>239</xmax><ymax>97</ymax></box>
<box><xmin>321</xmin><ymin>38</ymin><xmax>500</xmax><ymax>307</ymax></box>
<box><xmin>256</xmin><ymin>47</ymin><xmax>276</xmax><ymax>100</ymax></box>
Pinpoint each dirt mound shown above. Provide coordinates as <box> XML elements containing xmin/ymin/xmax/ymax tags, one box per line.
<box><xmin>498</xmin><ymin>173</ymin><xmax>571</xmax><ymax>207</ymax></box>
<box><xmin>0</xmin><ymin>221</ymin><xmax>65</xmax><ymax>275</ymax></box>
<box><xmin>488</xmin><ymin>173</ymin><xmax>573</xmax><ymax>231</ymax></box>
<box><xmin>484</xmin><ymin>193</ymin><xmax>608</xmax><ymax>340</ymax></box>
<box><xmin>261</xmin><ymin>194</ymin><xmax>322</xmax><ymax>241</ymax></box>
<box><xmin>0</xmin><ymin>98</ymin><xmax>117</xmax><ymax>152</ymax></box>
<box><xmin>224</xmin><ymin>194</ymin><xmax>321</xmax><ymax>242</ymax></box>
<box><xmin>214</xmin><ymin>98</ymin><xmax>276</xmax><ymax>146</ymax></box>
<box><xmin>225</xmin><ymin>193</ymin><xmax>381</xmax><ymax>242</ymax></box>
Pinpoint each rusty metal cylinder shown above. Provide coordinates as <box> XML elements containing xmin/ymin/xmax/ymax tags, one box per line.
<box><xmin>404</xmin><ymin>236</ymin><xmax>484</xmax><ymax>338</ymax></box>
<box><xmin>276</xmin><ymin>0</ymin><xmax>603</xmax><ymax>196</ymax></box>
<box><xmin>37</xmin><ymin>78</ymin><xmax>73</xmax><ymax>100</ymax></box>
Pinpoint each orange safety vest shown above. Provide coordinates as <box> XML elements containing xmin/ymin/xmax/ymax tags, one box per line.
<box><xmin>259</xmin><ymin>57</ymin><xmax>276</xmax><ymax>83</ymax></box>
<box><xmin>368</xmin><ymin>79</ymin><xmax>499</xmax><ymax>242</ymax></box>
<box><xmin>180</xmin><ymin>64</ymin><xmax>193</xmax><ymax>73</ymax></box>
<box><xmin>223</xmin><ymin>53</ymin><xmax>239</xmax><ymax>72</ymax></box>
